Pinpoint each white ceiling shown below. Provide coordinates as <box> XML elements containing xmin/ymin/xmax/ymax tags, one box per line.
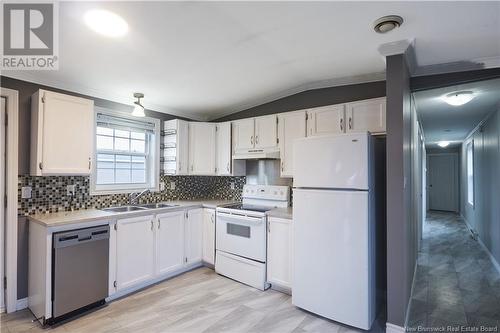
<box><xmin>6</xmin><ymin>1</ymin><xmax>500</xmax><ymax>120</ymax></box>
<box><xmin>414</xmin><ymin>78</ymin><xmax>500</xmax><ymax>147</ymax></box>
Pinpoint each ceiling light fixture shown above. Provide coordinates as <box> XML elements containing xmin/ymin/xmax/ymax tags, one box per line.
<box><xmin>442</xmin><ymin>91</ymin><xmax>475</xmax><ymax>106</ymax></box>
<box><xmin>132</xmin><ymin>93</ymin><xmax>145</xmax><ymax>117</ymax></box>
<box><xmin>438</xmin><ymin>141</ymin><xmax>450</xmax><ymax>148</ymax></box>
<box><xmin>84</xmin><ymin>9</ymin><xmax>128</xmax><ymax>37</ymax></box>
<box><xmin>373</xmin><ymin>15</ymin><xmax>404</xmax><ymax>34</ymax></box>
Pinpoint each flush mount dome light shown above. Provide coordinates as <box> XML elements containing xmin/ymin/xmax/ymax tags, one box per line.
<box><xmin>84</xmin><ymin>9</ymin><xmax>128</xmax><ymax>37</ymax></box>
<box><xmin>438</xmin><ymin>141</ymin><xmax>450</xmax><ymax>148</ymax></box>
<box><xmin>373</xmin><ymin>15</ymin><xmax>404</xmax><ymax>33</ymax></box>
<box><xmin>132</xmin><ymin>93</ymin><xmax>145</xmax><ymax>117</ymax></box>
<box><xmin>443</xmin><ymin>91</ymin><xmax>475</xmax><ymax>106</ymax></box>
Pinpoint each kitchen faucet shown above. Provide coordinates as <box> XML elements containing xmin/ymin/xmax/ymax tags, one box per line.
<box><xmin>129</xmin><ymin>189</ymin><xmax>150</xmax><ymax>205</ymax></box>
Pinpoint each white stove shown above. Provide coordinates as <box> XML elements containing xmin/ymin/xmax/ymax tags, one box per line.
<box><xmin>215</xmin><ymin>185</ymin><xmax>290</xmax><ymax>290</ymax></box>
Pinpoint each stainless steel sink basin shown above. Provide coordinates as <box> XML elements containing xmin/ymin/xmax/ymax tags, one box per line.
<box><xmin>102</xmin><ymin>206</ymin><xmax>148</xmax><ymax>212</ymax></box>
<box><xmin>138</xmin><ymin>203</ymin><xmax>179</xmax><ymax>209</ymax></box>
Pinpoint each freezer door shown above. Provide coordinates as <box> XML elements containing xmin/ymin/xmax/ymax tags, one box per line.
<box><xmin>292</xmin><ymin>189</ymin><xmax>375</xmax><ymax>330</ymax></box>
<box><xmin>293</xmin><ymin>133</ymin><xmax>369</xmax><ymax>190</ymax></box>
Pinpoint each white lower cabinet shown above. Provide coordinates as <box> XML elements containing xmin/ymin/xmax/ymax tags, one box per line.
<box><xmin>116</xmin><ymin>215</ymin><xmax>156</xmax><ymax>291</ymax></box>
<box><xmin>202</xmin><ymin>208</ymin><xmax>216</xmax><ymax>265</ymax></box>
<box><xmin>156</xmin><ymin>210</ymin><xmax>185</xmax><ymax>275</ymax></box>
<box><xmin>266</xmin><ymin>217</ymin><xmax>293</xmax><ymax>291</ymax></box>
<box><xmin>185</xmin><ymin>208</ymin><xmax>203</xmax><ymax>265</ymax></box>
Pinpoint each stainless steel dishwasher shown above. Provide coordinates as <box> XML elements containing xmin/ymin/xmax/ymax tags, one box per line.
<box><xmin>52</xmin><ymin>225</ymin><xmax>109</xmax><ymax>323</ymax></box>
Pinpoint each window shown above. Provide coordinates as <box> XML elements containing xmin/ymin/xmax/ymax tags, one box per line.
<box><xmin>467</xmin><ymin>141</ymin><xmax>474</xmax><ymax>206</ymax></box>
<box><xmin>91</xmin><ymin>111</ymin><xmax>159</xmax><ymax>194</ymax></box>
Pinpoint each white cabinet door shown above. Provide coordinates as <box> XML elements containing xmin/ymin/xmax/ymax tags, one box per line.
<box><xmin>116</xmin><ymin>215</ymin><xmax>155</xmax><ymax>291</ymax></box>
<box><xmin>255</xmin><ymin>115</ymin><xmax>278</xmax><ymax>149</ymax></box>
<box><xmin>307</xmin><ymin>104</ymin><xmax>345</xmax><ymax>137</ymax></box>
<box><xmin>345</xmin><ymin>97</ymin><xmax>386</xmax><ymax>134</ymax></box>
<box><xmin>185</xmin><ymin>208</ymin><xmax>203</xmax><ymax>265</ymax></box>
<box><xmin>202</xmin><ymin>209</ymin><xmax>216</xmax><ymax>265</ymax></box>
<box><xmin>177</xmin><ymin>120</ymin><xmax>189</xmax><ymax>175</ymax></box>
<box><xmin>278</xmin><ymin>111</ymin><xmax>307</xmax><ymax>178</ymax></box>
<box><xmin>267</xmin><ymin>217</ymin><xmax>293</xmax><ymax>290</ymax></box>
<box><xmin>32</xmin><ymin>90</ymin><xmax>94</xmax><ymax>175</ymax></box>
<box><xmin>233</xmin><ymin>118</ymin><xmax>255</xmax><ymax>152</ymax></box>
<box><xmin>189</xmin><ymin>122</ymin><xmax>216</xmax><ymax>175</ymax></box>
<box><xmin>156</xmin><ymin>210</ymin><xmax>185</xmax><ymax>276</ymax></box>
<box><xmin>216</xmin><ymin>122</ymin><xmax>232</xmax><ymax>175</ymax></box>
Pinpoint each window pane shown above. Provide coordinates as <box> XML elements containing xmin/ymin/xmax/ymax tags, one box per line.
<box><xmin>115</xmin><ymin>169</ymin><xmax>131</xmax><ymax>183</ymax></box>
<box><xmin>97</xmin><ymin>135</ymin><xmax>113</xmax><ymax>150</ymax></box>
<box><xmin>114</xmin><ymin>137</ymin><xmax>130</xmax><ymax>151</ymax></box>
<box><xmin>116</xmin><ymin>155</ymin><xmax>131</xmax><ymax>169</ymax></box>
<box><xmin>97</xmin><ymin>127</ymin><xmax>113</xmax><ymax>136</ymax></box>
<box><xmin>131</xmin><ymin>169</ymin><xmax>146</xmax><ymax>183</ymax></box>
<box><xmin>131</xmin><ymin>132</ymin><xmax>145</xmax><ymax>140</ymax></box>
<box><xmin>97</xmin><ymin>169</ymin><xmax>114</xmax><ymax>184</ymax></box>
<box><xmin>131</xmin><ymin>140</ymin><xmax>145</xmax><ymax>153</ymax></box>
<box><xmin>132</xmin><ymin>156</ymin><xmax>146</xmax><ymax>169</ymax></box>
<box><xmin>115</xmin><ymin>129</ymin><xmax>130</xmax><ymax>138</ymax></box>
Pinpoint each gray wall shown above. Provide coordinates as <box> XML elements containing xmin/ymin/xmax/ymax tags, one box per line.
<box><xmin>214</xmin><ymin>81</ymin><xmax>385</xmax><ymax>121</ymax></box>
<box><xmin>460</xmin><ymin>108</ymin><xmax>500</xmax><ymax>264</ymax></box>
<box><xmin>386</xmin><ymin>53</ymin><xmax>418</xmax><ymax>327</ymax></box>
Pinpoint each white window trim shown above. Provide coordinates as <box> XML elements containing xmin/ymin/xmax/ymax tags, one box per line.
<box><xmin>90</xmin><ymin>107</ymin><xmax>160</xmax><ymax>195</ymax></box>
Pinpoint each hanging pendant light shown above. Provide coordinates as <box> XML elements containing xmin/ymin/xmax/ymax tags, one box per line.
<box><xmin>132</xmin><ymin>92</ymin><xmax>145</xmax><ymax>117</ymax></box>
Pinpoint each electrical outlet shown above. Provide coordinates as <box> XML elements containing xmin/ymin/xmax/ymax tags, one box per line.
<box><xmin>230</xmin><ymin>182</ymin><xmax>235</xmax><ymax>190</ymax></box>
<box><xmin>21</xmin><ymin>186</ymin><xmax>32</xmax><ymax>199</ymax></box>
<box><xmin>170</xmin><ymin>181</ymin><xmax>176</xmax><ymax>190</ymax></box>
<box><xmin>159</xmin><ymin>182</ymin><xmax>165</xmax><ymax>191</ymax></box>
<box><xmin>66</xmin><ymin>184</ymin><xmax>76</xmax><ymax>196</ymax></box>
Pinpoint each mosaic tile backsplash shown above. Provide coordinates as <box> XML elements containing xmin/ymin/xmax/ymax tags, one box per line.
<box><xmin>18</xmin><ymin>175</ymin><xmax>246</xmax><ymax>215</ymax></box>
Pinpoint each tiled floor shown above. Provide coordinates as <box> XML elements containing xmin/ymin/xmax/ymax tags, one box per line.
<box><xmin>1</xmin><ymin>267</ymin><xmax>386</xmax><ymax>333</ymax></box>
<box><xmin>407</xmin><ymin>211</ymin><xmax>500</xmax><ymax>330</ymax></box>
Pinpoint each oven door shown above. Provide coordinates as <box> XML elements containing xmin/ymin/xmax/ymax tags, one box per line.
<box><xmin>216</xmin><ymin>211</ymin><xmax>266</xmax><ymax>262</ymax></box>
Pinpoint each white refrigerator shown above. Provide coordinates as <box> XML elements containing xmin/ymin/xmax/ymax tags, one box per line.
<box><xmin>292</xmin><ymin>132</ymin><xmax>376</xmax><ymax>330</ymax></box>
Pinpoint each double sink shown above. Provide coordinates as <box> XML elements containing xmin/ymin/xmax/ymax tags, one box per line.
<box><xmin>101</xmin><ymin>203</ymin><xmax>178</xmax><ymax>213</ymax></box>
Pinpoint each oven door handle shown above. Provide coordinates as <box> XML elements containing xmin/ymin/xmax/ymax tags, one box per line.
<box><xmin>217</xmin><ymin>213</ymin><xmax>264</xmax><ymax>225</ymax></box>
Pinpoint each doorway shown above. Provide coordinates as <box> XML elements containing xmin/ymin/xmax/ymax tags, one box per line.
<box><xmin>427</xmin><ymin>153</ymin><xmax>458</xmax><ymax>212</ymax></box>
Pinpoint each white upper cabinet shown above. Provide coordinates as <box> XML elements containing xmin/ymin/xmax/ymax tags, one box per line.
<box><xmin>306</xmin><ymin>104</ymin><xmax>345</xmax><ymax>137</ymax></box>
<box><xmin>202</xmin><ymin>208</ymin><xmax>216</xmax><ymax>266</ymax></box>
<box><xmin>156</xmin><ymin>210</ymin><xmax>185</xmax><ymax>276</ymax></box>
<box><xmin>233</xmin><ymin>118</ymin><xmax>255</xmax><ymax>152</ymax></box>
<box><xmin>188</xmin><ymin>122</ymin><xmax>216</xmax><ymax>175</ymax></box>
<box><xmin>254</xmin><ymin>115</ymin><xmax>278</xmax><ymax>149</ymax></box>
<box><xmin>345</xmin><ymin>97</ymin><xmax>386</xmax><ymax>134</ymax></box>
<box><xmin>185</xmin><ymin>208</ymin><xmax>203</xmax><ymax>265</ymax></box>
<box><xmin>163</xmin><ymin>119</ymin><xmax>189</xmax><ymax>175</ymax></box>
<box><xmin>278</xmin><ymin>110</ymin><xmax>307</xmax><ymax>178</ymax></box>
<box><xmin>30</xmin><ymin>90</ymin><xmax>94</xmax><ymax>176</ymax></box>
<box><xmin>216</xmin><ymin>122</ymin><xmax>232</xmax><ymax>176</ymax></box>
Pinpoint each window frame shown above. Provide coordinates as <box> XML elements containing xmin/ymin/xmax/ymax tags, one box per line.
<box><xmin>90</xmin><ymin>108</ymin><xmax>160</xmax><ymax>195</ymax></box>
<box><xmin>466</xmin><ymin>140</ymin><xmax>474</xmax><ymax>207</ymax></box>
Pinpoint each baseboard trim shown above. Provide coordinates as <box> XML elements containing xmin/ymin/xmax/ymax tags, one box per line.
<box><xmin>386</xmin><ymin>323</ymin><xmax>406</xmax><ymax>333</ymax></box>
<box><xmin>0</xmin><ymin>306</ymin><xmax>5</xmax><ymax>313</ymax></box>
<box><xmin>16</xmin><ymin>297</ymin><xmax>28</xmax><ymax>311</ymax></box>
<box><xmin>476</xmin><ymin>236</ymin><xmax>500</xmax><ymax>275</ymax></box>
<box><xmin>404</xmin><ymin>262</ymin><xmax>419</xmax><ymax>327</ymax></box>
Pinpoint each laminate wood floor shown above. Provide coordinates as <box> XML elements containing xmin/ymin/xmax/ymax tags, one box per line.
<box><xmin>1</xmin><ymin>267</ymin><xmax>385</xmax><ymax>333</ymax></box>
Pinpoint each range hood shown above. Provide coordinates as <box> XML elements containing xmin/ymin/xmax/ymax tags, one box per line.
<box><xmin>232</xmin><ymin>149</ymin><xmax>280</xmax><ymax>160</ymax></box>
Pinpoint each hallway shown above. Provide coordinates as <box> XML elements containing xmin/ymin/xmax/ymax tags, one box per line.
<box><xmin>407</xmin><ymin>211</ymin><xmax>500</xmax><ymax>330</ymax></box>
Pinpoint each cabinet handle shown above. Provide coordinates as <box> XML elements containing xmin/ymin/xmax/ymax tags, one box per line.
<box><xmin>340</xmin><ymin>118</ymin><xmax>344</xmax><ymax>132</ymax></box>
<box><xmin>227</xmin><ymin>162</ymin><xmax>230</xmax><ymax>172</ymax></box>
<box><xmin>88</xmin><ymin>158</ymin><xmax>92</xmax><ymax>170</ymax></box>
<box><xmin>281</xmin><ymin>161</ymin><xmax>284</xmax><ymax>172</ymax></box>
<box><xmin>179</xmin><ymin>161</ymin><xmax>181</xmax><ymax>172</ymax></box>
<box><xmin>349</xmin><ymin>117</ymin><xmax>352</xmax><ymax>130</ymax></box>
<box><xmin>158</xmin><ymin>218</ymin><xmax>161</xmax><ymax>229</ymax></box>
<box><xmin>255</xmin><ymin>135</ymin><xmax>259</xmax><ymax>144</ymax></box>
<box><xmin>151</xmin><ymin>220</ymin><xmax>154</xmax><ymax>231</ymax></box>
<box><xmin>191</xmin><ymin>165</ymin><xmax>194</xmax><ymax>172</ymax></box>
<box><xmin>268</xmin><ymin>221</ymin><xmax>270</xmax><ymax>233</ymax></box>
<box><xmin>250</xmin><ymin>135</ymin><xmax>254</xmax><ymax>145</ymax></box>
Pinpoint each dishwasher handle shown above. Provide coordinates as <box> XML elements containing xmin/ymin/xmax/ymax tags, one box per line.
<box><xmin>53</xmin><ymin>225</ymin><xmax>110</xmax><ymax>249</ymax></box>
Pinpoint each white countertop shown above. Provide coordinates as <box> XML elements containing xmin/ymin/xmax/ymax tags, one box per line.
<box><xmin>266</xmin><ymin>207</ymin><xmax>293</xmax><ymax>220</ymax></box>
<box><xmin>28</xmin><ymin>200</ymin><xmax>237</xmax><ymax>227</ymax></box>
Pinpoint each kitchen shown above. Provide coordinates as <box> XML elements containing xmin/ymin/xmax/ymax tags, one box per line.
<box><xmin>1</xmin><ymin>2</ymin><xmax>499</xmax><ymax>333</ymax></box>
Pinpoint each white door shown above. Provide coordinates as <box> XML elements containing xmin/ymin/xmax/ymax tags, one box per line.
<box><xmin>177</xmin><ymin>120</ymin><xmax>189</xmax><ymax>175</ymax></box>
<box><xmin>428</xmin><ymin>154</ymin><xmax>459</xmax><ymax>212</ymax></box>
<box><xmin>0</xmin><ymin>97</ymin><xmax>5</xmax><ymax>310</ymax></box>
<box><xmin>41</xmin><ymin>91</ymin><xmax>94</xmax><ymax>175</ymax></box>
<box><xmin>216</xmin><ymin>122</ymin><xmax>232</xmax><ymax>175</ymax></box>
<box><xmin>156</xmin><ymin>210</ymin><xmax>185</xmax><ymax>275</ymax></box>
<box><xmin>293</xmin><ymin>189</ymin><xmax>374</xmax><ymax>330</ymax></box>
<box><xmin>267</xmin><ymin>217</ymin><xmax>293</xmax><ymax>290</ymax></box>
<box><xmin>307</xmin><ymin>104</ymin><xmax>345</xmax><ymax>136</ymax></box>
<box><xmin>189</xmin><ymin>122</ymin><xmax>216</xmax><ymax>175</ymax></box>
<box><xmin>185</xmin><ymin>209</ymin><xmax>203</xmax><ymax>265</ymax></box>
<box><xmin>278</xmin><ymin>111</ymin><xmax>307</xmax><ymax>177</ymax></box>
<box><xmin>255</xmin><ymin>115</ymin><xmax>278</xmax><ymax>149</ymax></box>
<box><xmin>345</xmin><ymin>97</ymin><xmax>386</xmax><ymax>134</ymax></box>
<box><xmin>202</xmin><ymin>209</ymin><xmax>216</xmax><ymax>265</ymax></box>
<box><xmin>233</xmin><ymin>118</ymin><xmax>255</xmax><ymax>151</ymax></box>
<box><xmin>116</xmin><ymin>215</ymin><xmax>155</xmax><ymax>290</ymax></box>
